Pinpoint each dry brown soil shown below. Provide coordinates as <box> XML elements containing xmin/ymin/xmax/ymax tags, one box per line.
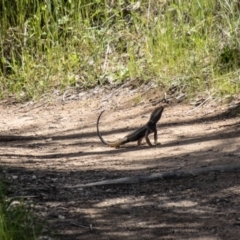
<box><xmin>1</xmin><ymin>86</ymin><xmax>240</xmax><ymax>240</ymax></box>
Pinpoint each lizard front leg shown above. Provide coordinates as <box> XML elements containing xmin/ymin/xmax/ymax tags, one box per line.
<box><xmin>154</xmin><ymin>129</ymin><xmax>161</xmax><ymax>145</ymax></box>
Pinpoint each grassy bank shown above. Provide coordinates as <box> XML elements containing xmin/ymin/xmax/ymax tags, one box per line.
<box><xmin>0</xmin><ymin>0</ymin><xmax>240</xmax><ymax>101</ymax></box>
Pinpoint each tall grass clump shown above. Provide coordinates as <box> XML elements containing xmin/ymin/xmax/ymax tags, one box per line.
<box><xmin>1</xmin><ymin>0</ymin><xmax>240</xmax><ymax>101</ymax></box>
<box><xmin>0</xmin><ymin>179</ymin><xmax>42</xmax><ymax>240</ymax></box>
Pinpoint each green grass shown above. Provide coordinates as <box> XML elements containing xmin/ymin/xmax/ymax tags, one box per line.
<box><xmin>1</xmin><ymin>0</ymin><xmax>240</xmax><ymax>101</ymax></box>
<box><xmin>0</xmin><ymin>180</ymin><xmax>42</xmax><ymax>240</ymax></box>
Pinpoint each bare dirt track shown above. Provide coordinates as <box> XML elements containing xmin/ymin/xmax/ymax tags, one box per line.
<box><xmin>1</xmin><ymin>86</ymin><xmax>240</xmax><ymax>240</ymax></box>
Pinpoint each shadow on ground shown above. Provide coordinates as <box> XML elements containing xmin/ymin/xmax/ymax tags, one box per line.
<box><xmin>1</xmin><ymin>104</ymin><xmax>240</xmax><ymax>239</ymax></box>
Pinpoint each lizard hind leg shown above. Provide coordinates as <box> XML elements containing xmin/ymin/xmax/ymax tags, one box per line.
<box><xmin>137</xmin><ymin>138</ymin><xmax>143</xmax><ymax>146</ymax></box>
<box><xmin>145</xmin><ymin>131</ymin><xmax>153</xmax><ymax>146</ymax></box>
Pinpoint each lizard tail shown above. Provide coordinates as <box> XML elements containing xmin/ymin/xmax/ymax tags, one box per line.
<box><xmin>97</xmin><ymin>110</ymin><xmax>109</xmax><ymax>145</ymax></box>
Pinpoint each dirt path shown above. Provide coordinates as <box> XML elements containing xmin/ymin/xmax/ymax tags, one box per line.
<box><xmin>1</xmin><ymin>87</ymin><xmax>240</xmax><ymax>239</ymax></box>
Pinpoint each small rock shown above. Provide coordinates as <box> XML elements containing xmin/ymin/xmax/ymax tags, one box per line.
<box><xmin>58</xmin><ymin>215</ymin><xmax>65</xmax><ymax>220</ymax></box>
<box><xmin>38</xmin><ymin>236</ymin><xmax>53</xmax><ymax>240</ymax></box>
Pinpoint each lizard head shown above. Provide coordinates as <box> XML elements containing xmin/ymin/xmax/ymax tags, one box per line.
<box><xmin>150</xmin><ymin>106</ymin><xmax>164</xmax><ymax>123</ymax></box>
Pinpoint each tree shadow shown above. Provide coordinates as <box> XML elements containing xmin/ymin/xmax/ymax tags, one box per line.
<box><xmin>3</xmin><ymin>165</ymin><xmax>240</xmax><ymax>240</ymax></box>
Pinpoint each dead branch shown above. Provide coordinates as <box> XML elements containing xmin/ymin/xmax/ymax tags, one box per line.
<box><xmin>64</xmin><ymin>163</ymin><xmax>240</xmax><ymax>188</ymax></box>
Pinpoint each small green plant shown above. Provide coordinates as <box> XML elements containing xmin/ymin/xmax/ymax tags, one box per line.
<box><xmin>0</xmin><ymin>180</ymin><xmax>42</xmax><ymax>240</ymax></box>
<box><xmin>134</xmin><ymin>93</ymin><xmax>142</xmax><ymax>105</ymax></box>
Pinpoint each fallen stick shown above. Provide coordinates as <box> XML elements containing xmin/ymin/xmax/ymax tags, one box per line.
<box><xmin>63</xmin><ymin>163</ymin><xmax>240</xmax><ymax>188</ymax></box>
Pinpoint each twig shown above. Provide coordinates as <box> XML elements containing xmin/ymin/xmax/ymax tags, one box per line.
<box><xmin>70</xmin><ymin>221</ymin><xmax>93</xmax><ymax>230</ymax></box>
<box><xmin>62</xmin><ymin>163</ymin><xmax>240</xmax><ymax>188</ymax></box>
<box><xmin>186</xmin><ymin>93</ymin><xmax>215</xmax><ymax>115</ymax></box>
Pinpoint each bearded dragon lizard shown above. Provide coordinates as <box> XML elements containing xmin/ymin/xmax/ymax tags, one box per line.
<box><xmin>97</xmin><ymin>106</ymin><xmax>164</xmax><ymax>148</ymax></box>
